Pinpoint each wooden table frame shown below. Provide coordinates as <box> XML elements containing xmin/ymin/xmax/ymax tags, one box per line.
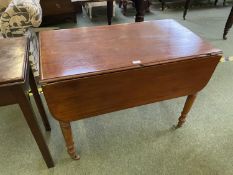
<box><xmin>0</xmin><ymin>40</ymin><xmax>54</xmax><ymax>168</ymax></box>
<box><xmin>39</xmin><ymin>20</ymin><xmax>222</xmax><ymax>160</ymax></box>
<box><xmin>59</xmin><ymin>93</ymin><xmax>197</xmax><ymax>159</ymax></box>
<box><xmin>0</xmin><ymin>68</ymin><xmax>54</xmax><ymax>168</ymax></box>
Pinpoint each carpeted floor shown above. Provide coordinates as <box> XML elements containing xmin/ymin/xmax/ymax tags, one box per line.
<box><xmin>0</xmin><ymin>2</ymin><xmax>233</xmax><ymax>175</ymax></box>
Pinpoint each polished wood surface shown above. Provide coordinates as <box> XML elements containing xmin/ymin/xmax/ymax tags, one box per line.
<box><xmin>0</xmin><ymin>38</ymin><xmax>54</xmax><ymax>168</ymax></box>
<box><xmin>59</xmin><ymin>121</ymin><xmax>80</xmax><ymax>160</ymax></box>
<box><xmin>42</xmin><ymin>55</ymin><xmax>220</xmax><ymax>122</ymax></box>
<box><xmin>0</xmin><ymin>38</ymin><xmax>27</xmax><ymax>86</ymax></box>
<box><xmin>39</xmin><ymin>20</ymin><xmax>222</xmax><ymax>159</ymax></box>
<box><xmin>40</xmin><ymin>19</ymin><xmax>221</xmax><ymax>84</ymax></box>
<box><xmin>177</xmin><ymin>93</ymin><xmax>197</xmax><ymax>128</ymax></box>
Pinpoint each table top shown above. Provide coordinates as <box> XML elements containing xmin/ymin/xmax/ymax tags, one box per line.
<box><xmin>0</xmin><ymin>37</ymin><xmax>28</xmax><ymax>87</ymax></box>
<box><xmin>39</xmin><ymin>19</ymin><xmax>222</xmax><ymax>84</ymax></box>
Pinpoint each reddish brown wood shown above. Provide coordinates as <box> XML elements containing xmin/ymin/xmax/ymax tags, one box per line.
<box><xmin>42</xmin><ymin>55</ymin><xmax>220</xmax><ymax>122</ymax></box>
<box><xmin>29</xmin><ymin>68</ymin><xmax>51</xmax><ymax>131</ymax></box>
<box><xmin>176</xmin><ymin>93</ymin><xmax>197</xmax><ymax>128</ymax></box>
<box><xmin>39</xmin><ymin>20</ymin><xmax>222</xmax><ymax>159</ymax></box>
<box><xmin>59</xmin><ymin>121</ymin><xmax>80</xmax><ymax>160</ymax></box>
<box><xmin>39</xmin><ymin>20</ymin><xmax>221</xmax><ymax>83</ymax></box>
<box><xmin>0</xmin><ymin>38</ymin><xmax>54</xmax><ymax>168</ymax></box>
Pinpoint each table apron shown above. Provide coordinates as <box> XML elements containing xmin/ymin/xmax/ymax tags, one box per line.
<box><xmin>42</xmin><ymin>55</ymin><xmax>221</xmax><ymax>122</ymax></box>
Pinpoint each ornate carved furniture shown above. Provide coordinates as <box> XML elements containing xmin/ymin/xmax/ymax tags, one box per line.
<box><xmin>0</xmin><ymin>37</ymin><xmax>54</xmax><ymax>168</ymax></box>
<box><xmin>39</xmin><ymin>19</ymin><xmax>222</xmax><ymax>160</ymax></box>
<box><xmin>223</xmin><ymin>5</ymin><xmax>233</xmax><ymax>39</ymax></box>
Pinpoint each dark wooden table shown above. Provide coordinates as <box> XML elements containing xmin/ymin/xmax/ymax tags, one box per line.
<box><xmin>223</xmin><ymin>5</ymin><xmax>233</xmax><ymax>39</ymax></box>
<box><xmin>0</xmin><ymin>38</ymin><xmax>54</xmax><ymax>168</ymax></box>
<box><xmin>39</xmin><ymin>19</ymin><xmax>222</xmax><ymax>160</ymax></box>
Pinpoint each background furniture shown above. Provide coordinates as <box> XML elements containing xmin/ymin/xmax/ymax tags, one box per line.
<box><xmin>183</xmin><ymin>0</ymin><xmax>229</xmax><ymax>20</ymax></box>
<box><xmin>40</xmin><ymin>0</ymin><xmax>82</xmax><ymax>25</ymax></box>
<box><xmin>119</xmin><ymin>0</ymin><xmax>151</xmax><ymax>15</ymax></box>
<box><xmin>39</xmin><ymin>19</ymin><xmax>222</xmax><ymax>160</ymax></box>
<box><xmin>0</xmin><ymin>0</ymin><xmax>42</xmax><ymax>78</ymax></box>
<box><xmin>0</xmin><ymin>37</ymin><xmax>54</xmax><ymax>168</ymax></box>
<box><xmin>223</xmin><ymin>5</ymin><xmax>233</xmax><ymax>39</ymax></box>
<box><xmin>84</xmin><ymin>1</ymin><xmax>116</xmax><ymax>19</ymax></box>
<box><xmin>71</xmin><ymin>0</ymin><xmax>114</xmax><ymax>25</ymax></box>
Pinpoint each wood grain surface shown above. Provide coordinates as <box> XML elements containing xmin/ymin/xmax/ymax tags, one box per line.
<box><xmin>39</xmin><ymin>19</ymin><xmax>222</xmax><ymax>84</ymax></box>
<box><xmin>0</xmin><ymin>37</ymin><xmax>27</xmax><ymax>86</ymax></box>
<box><xmin>42</xmin><ymin>55</ymin><xmax>221</xmax><ymax>121</ymax></box>
<box><xmin>40</xmin><ymin>19</ymin><xmax>222</xmax><ymax>159</ymax></box>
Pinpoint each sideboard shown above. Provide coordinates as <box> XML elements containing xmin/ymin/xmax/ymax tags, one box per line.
<box><xmin>40</xmin><ymin>0</ymin><xmax>82</xmax><ymax>25</ymax></box>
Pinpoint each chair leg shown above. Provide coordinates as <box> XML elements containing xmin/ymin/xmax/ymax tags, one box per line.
<box><xmin>119</xmin><ymin>0</ymin><xmax>122</xmax><ymax>8</ymax></box>
<box><xmin>135</xmin><ymin>0</ymin><xmax>145</xmax><ymax>22</ymax></box>
<box><xmin>223</xmin><ymin>0</ymin><xmax>226</xmax><ymax>6</ymax></box>
<box><xmin>223</xmin><ymin>6</ymin><xmax>233</xmax><ymax>40</ymax></box>
<box><xmin>123</xmin><ymin>0</ymin><xmax>128</xmax><ymax>15</ymax></box>
<box><xmin>183</xmin><ymin>0</ymin><xmax>192</xmax><ymax>20</ymax></box>
<box><xmin>214</xmin><ymin>0</ymin><xmax>218</xmax><ymax>6</ymax></box>
<box><xmin>89</xmin><ymin>6</ymin><xmax>92</xmax><ymax>19</ymax></box>
<box><xmin>113</xmin><ymin>2</ymin><xmax>116</xmax><ymax>17</ymax></box>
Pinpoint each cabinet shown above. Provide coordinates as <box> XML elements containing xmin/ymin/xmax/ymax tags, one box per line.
<box><xmin>40</xmin><ymin>0</ymin><xmax>82</xmax><ymax>25</ymax></box>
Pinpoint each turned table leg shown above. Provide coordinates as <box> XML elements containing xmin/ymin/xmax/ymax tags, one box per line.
<box><xmin>183</xmin><ymin>0</ymin><xmax>192</xmax><ymax>20</ymax></box>
<box><xmin>59</xmin><ymin>121</ymin><xmax>80</xmax><ymax>160</ymax></box>
<box><xmin>223</xmin><ymin>6</ymin><xmax>233</xmax><ymax>40</ymax></box>
<box><xmin>107</xmin><ymin>1</ymin><xmax>114</xmax><ymax>25</ymax></box>
<box><xmin>176</xmin><ymin>93</ymin><xmax>197</xmax><ymax>128</ymax></box>
<box><xmin>135</xmin><ymin>0</ymin><xmax>145</xmax><ymax>22</ymax></box>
